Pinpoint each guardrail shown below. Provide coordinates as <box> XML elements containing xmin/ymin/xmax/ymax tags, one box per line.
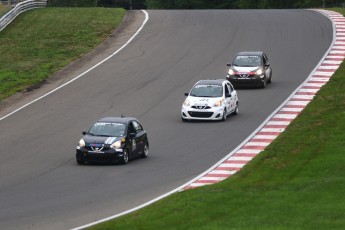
<box><xmin>0</xmin><ymin>0</ymin><xmax>46</xmax><ymax>32</ymax></box>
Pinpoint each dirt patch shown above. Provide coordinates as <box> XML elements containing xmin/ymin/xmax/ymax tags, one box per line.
<box><xmin>0</xmin><ymin>10</ymin><xmax>146</xmax><ymax>118</ymax></box>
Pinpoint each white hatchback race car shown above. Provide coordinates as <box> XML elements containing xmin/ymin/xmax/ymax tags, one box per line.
<box><xmin>181</xmin><ymin>79</ymin><xmax>239</xmax><ymax>121</ymax></box>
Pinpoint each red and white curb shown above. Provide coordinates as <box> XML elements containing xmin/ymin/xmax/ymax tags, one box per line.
<box><xmin>182</xmin><ymin>9</ymin><xmax>345</xmax><ymax>191</ymax></box>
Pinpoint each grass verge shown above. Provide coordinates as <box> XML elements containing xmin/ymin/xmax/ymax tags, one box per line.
<box><xmin>0</xmin><ymin>7</ymin><xmax>125</xmax><ymax>101</ymax></box>
<box><xmin>87</xmin><ymin>8</ymin><xmax>345</xmax><ymax>230</ymax></box>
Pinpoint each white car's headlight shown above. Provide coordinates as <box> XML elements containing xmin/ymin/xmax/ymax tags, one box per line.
<box><xmin>214</xmin><ymin>98</ymin><xmax>224</xmax><ymax>107</ymax></box>
<box><xmin>110</xmin><ymin>140</ymin><xmax>122</xmax><ymax>149</ymax></box>
<box><xmin>228</xmin><ymin>68</ymin><xmax>235</xmax><ymax>75</ymax></box>
<box><xmin>255</xmin><ymin>68</ymin><xmax>263</xmax><ymax>75</ymax></box>
<box><xmin>183</xmin><ymin>98</ymin><xmax>190</xmax><ymax>106</ymax></box>
<box><xmin>78</xmin><ymin>138</ymin><xmax>85</xmax><ymax>147</ymax></box>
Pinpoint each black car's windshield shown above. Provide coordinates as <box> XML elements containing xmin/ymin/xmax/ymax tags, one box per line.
<box><xmin>190</xmin><ymin>84</ymin><xmax>223</xmax><ymax>97</ymax></box>
<box><xmin>233</xmin><ymin>55</ymin><xmax>261</xmax><ymax>67</ymax></box>
<box><xmin>88</xmin><ymin>122</ymin><xmax>126</xmax><ymax>137</ymax></box>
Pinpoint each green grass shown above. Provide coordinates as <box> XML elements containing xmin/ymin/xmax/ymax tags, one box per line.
<box><xmin>87</xmin><ymin>8</ymin><xmax>345</xmax><ymax>230</ymax></box>
<box><xmin>0</xmin><ymin>7</ymin><xmax>125</xmax><ymax>100</ymax></box>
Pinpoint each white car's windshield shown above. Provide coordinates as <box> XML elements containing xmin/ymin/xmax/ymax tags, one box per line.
<box><xmin>190</xmin><ymin>84</ymin><xmax>223</xmax><ymax>97</ymax></box>
<box><xmin>233</xmin><ymin>55</ymin><xmax>261</xmax><ymax>67</ymax></box>
<box><xmin>88</xmin><ymin>122</ymin><xmax>126</xmax><ymax>137</ymax></box>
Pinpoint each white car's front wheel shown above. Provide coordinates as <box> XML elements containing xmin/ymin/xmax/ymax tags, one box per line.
<box><xmin>232</xmin><ymin>103</ymin><xmax>239</xmax><ymax>115</ymax></box>
<box><xmin>222</xmin><ymin>108</ymin><xmax>227</xmax><ymax>121</ymax></box>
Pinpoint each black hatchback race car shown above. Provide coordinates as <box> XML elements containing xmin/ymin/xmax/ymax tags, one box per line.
<box><xmin>76</xmin><ymin>117</ymin><xmax>149</xmax><ymax>165</ymax></box>
<box><xmin>226</xmin><ymin>51</ymin><xmax>272</xmax><ymax>88</ymax></box>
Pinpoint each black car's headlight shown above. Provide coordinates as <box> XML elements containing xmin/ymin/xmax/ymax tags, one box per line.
<box><xmin>78</xmin><ymin>138</ymin><xmax>85</xmax><ymax>147</ymax></box>
<box><xmin>110</xmin><ymin>140</ymin><xmax>121</xmax><ymax>149</ymax></box>
<box><xmin>255</xmin><ymin>68</ymin><xmax>263</xmax><ymax>75</ymax></box>
<box><xmin>110</xmin><ymin>138</ymin><xmax>125</xmax><ymax>149</ymax></box>
<box><xmin>228</xmin><ymin>68</ymin><xmax>235</xmax><ymax>75</ymax></box>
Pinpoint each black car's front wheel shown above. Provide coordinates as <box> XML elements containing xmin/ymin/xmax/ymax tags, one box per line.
<box><xmin>76</xmin><ymin>157</ymin><xmax>85</xmax><ymax>165</ymax></box>
<box><xmin>268</xmin><ymin>71</ymin><xmax>272</xmax><ymax>83</ymax></box>
<box><xmin>121</xmin><ymin>149</ymin><xmax>129</xmax><ymax>164</ymax></box>
<box><xmin>140</xmin><ymin>143</ymin><xmax>149</xmax><ymax>158</ymax></box>
<box><xmin>261</xmin><ymin>79</ymin><xmax>267</xmax><ymax>88</ymax></box>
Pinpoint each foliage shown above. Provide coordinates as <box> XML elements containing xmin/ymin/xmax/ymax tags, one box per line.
<box><xmin>145</xmin><ymin>0</ymin><xmax>327</xmax><ymax>9</ymax></box>
<box><xmin>41</xmin><ymin>0</ymin><xmax>336</xmax><ymax>9</ymax></box>
<box><xmin>146</xmin><ymin>0</ymin><xmax>236</xmax><ymax>9</ymax></box>
<box><xmin>47</xmin><ymin>0</ymin><xmax>97</xmax><ymax>7</ymax></box>
<box><xmin>46</xmin><ymin>0</ymin><xmax>146</xmax><ymax>9</ymax></box>
<box><xmin>97</xmin><ymin>0</ymin><xmax>146</xmax><ymax>9</ymax></box>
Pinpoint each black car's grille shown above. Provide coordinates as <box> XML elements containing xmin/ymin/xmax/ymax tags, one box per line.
<box><xmin>188</xmin><ymin>111</ymin><xmax>213</xmax><ymax>118</ymax></box>
<box><xmin>239</xmin><ymin>74</ymin><xmax>249</xmax><ymax>78</ymax></box>
<box><xmin>85</xmin><ymin>144</ymin><xmax>110</xmax><ymax>151</ymax></box>
<box><xmin>191</xmin><ymin>105</ymin><xmax>211</xmax><ymax>109</ymax></box>
<box><xmin>235</xmin><ymin>74</ymin><xmax>252</xmax><ymax>78</ymax></box>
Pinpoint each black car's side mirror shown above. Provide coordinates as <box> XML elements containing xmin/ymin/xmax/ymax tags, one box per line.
<box><xmin>184</xmin><ymin>93</ymin><xmax>189</xmax><ymax>96</ymax></box>
<box><xmin>226</xmin><ymin>63</ymin><xmax>231</xmax><ymax>67</ymax></box>
<box><xmin>82</xmin><ymin>131</ymin><xmax>87</xmax><ymax>135</ymax></box>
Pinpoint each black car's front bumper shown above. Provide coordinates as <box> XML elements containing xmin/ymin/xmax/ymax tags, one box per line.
<box><xmin>76</xmin><ymin>148</ymin><xmax>124</xmax><ymax>163</ymax></box>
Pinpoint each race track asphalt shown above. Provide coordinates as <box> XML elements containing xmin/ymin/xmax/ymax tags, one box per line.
<box><xmin>0</xmin><ymin>9</ymin><xmax>333</xmax><ymax>230</ymax></box>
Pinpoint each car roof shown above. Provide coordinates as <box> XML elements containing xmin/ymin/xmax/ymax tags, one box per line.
<box><xmin>195</xmin><ymin>79</ymin><xmax>226</xmax><ymax>86</ymax></box>
<box><xmin>236</xmin><ymin>51</ymin><xmax>264</xmax><ymax>56</ymax></box>
<box><xmin>97</xmin><ymin>117</ymin><xmax>137</xmax><ymax>124</ymax></box>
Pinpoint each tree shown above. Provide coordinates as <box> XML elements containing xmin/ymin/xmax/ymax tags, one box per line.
<box><xmin>97</xmin><ymin>0</ymin><xmax>146</xmax><ymax>9</ymax></box>
<box><xmin>47</xmin><ymin>0</ymin><xmax>97</xmax><ymax>7</ymax></box>
<box><xmin>144</xmin><ymin>0</ymin><xmax>325</xmax><ymax>9</ymax></box>
<box><xmin>236</xmin><ymin>0</ymin><xmax>253</xmax><ymax>8</ymax></box>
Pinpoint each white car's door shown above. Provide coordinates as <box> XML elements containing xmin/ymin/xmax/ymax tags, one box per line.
<box><xmin>226</xmin><ymin>83</ymin><xmax>237</xmax><ymax>112</ymax></box>
<box><xmin>224</xmin><ymin>83</ymin><xmax>232</xmax><ymax>113</ymax></box>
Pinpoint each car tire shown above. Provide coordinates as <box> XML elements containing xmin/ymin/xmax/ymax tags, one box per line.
<box><xmin>140</xmin><ymin>143</ymin><xmax>149</xmax><ymax>158</ymax></box>
<box><xmin>261</xmin><ymin>79</ymin><xmax>267</xmax><ymax>89</ymax></box>
<box><xmin>76</xmin><ymin>159</ymin><xmax>85</xmax><ymax>165</ymax></box>
<box><xmin>268</xmin><ymin>72</ymin><xmax>272</xmax><ymax>84</ymax></box>
<box><xmin>232</xmin><ymin>103</ymin><xmax>239</xmax><ymax>115</ymax></box>
<box><xmin>121</xmin><ymin>149</ymin><xmax>129</xmax><ymax>164</ymax></box>
<box><xmin>222</xmin><ymin>108</ymin><xmax>227</xmax><ymax>121</ymax></box>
